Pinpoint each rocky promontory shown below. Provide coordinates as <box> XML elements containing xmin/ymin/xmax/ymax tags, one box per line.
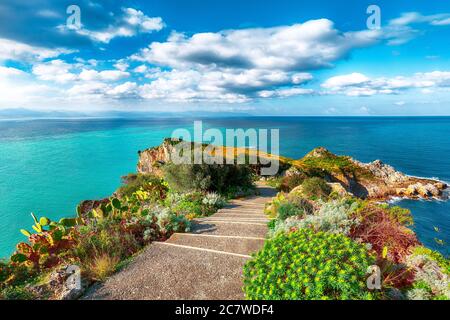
<box><xmin>136</xmin><ymin>139</ymin><xmax>447</xmax><ymax>201</ymax></box>
<box><xmin>292</xmin><ymin>147</ymin><xmax>447</xmax><ymax>200</ymax></box>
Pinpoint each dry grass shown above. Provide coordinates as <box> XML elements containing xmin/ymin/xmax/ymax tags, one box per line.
<box><xmin>87</xmin><ymin>254</ymin><xmax>120</xmax><ymax>281</ymax></box>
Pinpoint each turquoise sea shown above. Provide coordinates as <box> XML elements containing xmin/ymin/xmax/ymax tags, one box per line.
<box><xmin>0</xmin><ymin>117</ymin><xmax>449</xmax><ymax>257</ymax></box>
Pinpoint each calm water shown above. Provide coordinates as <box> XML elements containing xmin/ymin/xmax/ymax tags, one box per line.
<box><xmin>0</xmin><ymin>117</ymin><xmax>449</xmax><ymax>257</ymax></box>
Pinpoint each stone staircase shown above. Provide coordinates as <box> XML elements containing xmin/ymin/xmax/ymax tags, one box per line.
<box><xmin>83</xmin><ymin>185</ymin><xmax>276</xmax><ymax>300</ymax></box>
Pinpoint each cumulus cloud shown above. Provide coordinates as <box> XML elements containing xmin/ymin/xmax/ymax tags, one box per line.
<box><xmin>128</xmin><ymin>19</ymin><xmax>383</xmax><ymax>102</ymax></box>
<box><xmin>64</xmin><ymin>7</ymin><xmax>164</xmax><ymax>43</ymax></box>
<box><xmin>79</xmin><ymin>69</ymin><xmax>130</xmax><ymax>81</ymax></box>
<box><xmin>133</xmin><ymin>19</ymin><xmax>377</xmax><ymax>71</ymax></box>
<box><xmin>32</xmin><ymin>60</ymin><xmax>77</xmax><ymax>83</ymax></box>
<box><xmin>0</xmin><ymin>65</ymin><xmax>60</xmax><ymax>107</ymax></box>
<box><xmin>0</xmin><ymin>38</ymin><xmax>73</xmax><ymax>62</ymax></box>
<box><xmin>321</xmin><ymin>71</ymin><xmax>450</xmax><ymax>96</ymax></box>
<box><xmin>136</xmin><ymin>68</ymin><xmax>313</xmax><ymax>103</ymax></box>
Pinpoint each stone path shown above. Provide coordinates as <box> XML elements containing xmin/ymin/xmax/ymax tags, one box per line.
<box><xmin>83</xmin><ymin>185</ymin><xmax>276</xmax><ymax>300</ymax></box>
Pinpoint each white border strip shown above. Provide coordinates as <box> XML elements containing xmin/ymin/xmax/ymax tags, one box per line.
<box><xmin>157</xmin><ymin>242</ymin><xmax>251</xmax><ymax>258</ymax></box>
<box><xmin>173</xmin><ymin>233</ymin><xmax>266</xmax><ymax>240</ymax></box>
<box><xmin>197</xmin><ymin>220</ymin><xmax>267</xmax><ymax>226</ymax></box>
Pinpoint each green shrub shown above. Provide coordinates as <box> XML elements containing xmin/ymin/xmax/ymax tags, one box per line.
<box><xmin>286</xmin><ymin>193</ymin><xmax>314</xmax><ymax>215</ymax></box>
<box><xmin>116</xmin><ymin>173</ymin><xmax>167</xmax><ymax>200</ymax></box>
<box><xmin>377</xmin><ymin>204</ymin><xmax>414</xmax><ymax>226</ymax></box>
<box><xmin>270</xmin><ymin>199</ymin><xmax>359</xmax><ymax>237</ymax></box>
<box><xmin>265</xmin><ymin>176</ymin><xmax>284</xmax><ymax>190</ymax></box>
<box><xmin>243</xmin><ymin>229</ymin><xmax>375</xmax><ymax>300</ymax></box>
<box><xmin>301</xmin><ymin>177</ymin><xmax>332</xmax><ymax>200</ymax></box>
<box><xmin>277</xmin><ymin>202</ymin><xmax>305</xmax><ymax>221</ymax></box>
<box><xmin>410</xmin><ymin>246</ymin><xmax>449</xmax><ymax>274</ymax></box>
<box><xmin>202</xmin><ymin>192</ymin><xmax>227</xmax><ymax>208</ymax></box>
<box><xmin>162</xmin><ymin>163</ymin><xmax>254</xmax><ymax>194</ymax></box>
<box><xmin>1</xmin><ymin>286</ymin><xmax>36</xmax><ymax>300</ymax></box>
<box><xmin>280</xmin><ymin>173</ymin><xmax>307</xmax><ymax>192</ymax></box>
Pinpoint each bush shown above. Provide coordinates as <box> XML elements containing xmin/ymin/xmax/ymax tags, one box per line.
<box><xmin>406</xmin><ymin>251</ymin><xmax>450</xmax><ymax>299</ymax></box>
<box><xmin>116</xmin><ymin>174</ymin><xmax>167</xmax><ymax>200</ymax></box>
<box><xmin>1</xmin><ymin>286</ymin><xmax>36</xmax><ymax>300</ymax></box>
<box><xmin>162</xmin><ymin>163</ymin><xmax>254</xmax><ymax>194</ymax></box>
<box><xmin>269</xmin><ymin>199</ymin><xmax>359</xmax><ymax>237</ymax></box>
<box><xmin>350</xmin><ymin>205</ymin><xmax>420</xmax><ymax>263</ymax></box>
<box><xmin>379</xmin><ymin>204</ymin><xmax>414</xmax><ymax>226</ymax></box>
<box><xmin>244</xmin><ymin>229</ymin><xmax>376</xmax><ymax>300</ymax></box>
<box><xmin>301</xmin><ymin>177</ymin><xmax>332</xmax><ymax>200</ymax></box>
<box><xmin>73</xmin><ymin>222</ymin><xmax>141</xmax><ymax>271</ymax></box>
<box><xmin>202</xmin><ymin>192</ymin><xmax>227</xmax><ymax>208</ymax></box>
<box><xmin>280</xmin><ymin>173</ymin><xmax>307</xmax><ymax>192</ymax></box>
<box><xmin>286</xmin><ymin>193</ymin><xmax>315</xmax><ymax>215</ymax></box>
<box><xmin>277</xmin><ymin>202</ymin><xmax>305</xmax><ymax>221</ymax></box>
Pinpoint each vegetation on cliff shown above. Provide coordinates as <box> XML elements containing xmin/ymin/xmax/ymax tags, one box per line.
<box><xmin>1</xmin><ymin>139</ymin><xmax>448</xmax><ymax>300</ymax></box>
<box><xmin>244</xmin><ymin>178</ymin><xmax>449</xmax><ymax>300</ymax></box>
<box><xmin>0</xmin><ymin>153</ymin><xmax>253</xmax><ymax>299</ymax></box>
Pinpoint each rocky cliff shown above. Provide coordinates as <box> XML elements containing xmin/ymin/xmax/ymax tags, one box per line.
<box><xmin>292</xmin><ymin>147</ymin><xmax>447</xmax><ymax>200</ymax></box>
<box><xmin>137</xmin><ymin>138</ymin><xmax>291</xmax><ymax>176</ymax></box>
<box><xmin>137</xmin><ymin>140</ymin><xmax>447</xmax><ymax>201</ymax></box>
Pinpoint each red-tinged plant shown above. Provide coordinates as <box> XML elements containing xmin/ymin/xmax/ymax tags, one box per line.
<box><xmin>11</xmin><ymin>243</ymin><xmax>41</xmax><ymax>269</ymax></box>
<box><xmin>350</xmin><ymin>205</ymin><xmax>420</xmax><ymax>264</ymax></box>
<box><xmin>377</xmin><ymin>258</ymin><xmax>415</xmax><ymax>289</ymax></box>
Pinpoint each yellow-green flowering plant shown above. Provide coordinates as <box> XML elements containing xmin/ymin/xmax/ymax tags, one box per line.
<box><xmin>243</xmin><ymin>228</ymin><xmax>377</xmax><ymax>300</ymax></box>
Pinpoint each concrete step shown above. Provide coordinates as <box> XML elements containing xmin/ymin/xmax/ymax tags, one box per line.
<box><xmin>191</xmin><ymin>221</ymin><xmax>268</xmax><ymax>238</ymax></box>
<box><xmin>196</xmin><ymin>217</ymin><xmax>270</xmax><ymax>223</ymax></box>
<box><xmin>167</xmin><ymin>233</ymin><xmax>265</xmax><ymax>256</ymax></box>
<box><xmin>213</xmin><ymin>212</ymin><xmax>269</xmax><ymax>218</ymax></box>
<box><xmin>228</xmin><ymin>199</ymin><xmax>268</xmax><ymax>208</ymax></box>
<box><xmin>198</xmin><ymin>214</ymin><xmax>268</xmax><ymax>219</ymax></box>
<box><xmin>83</xmin><ymin>241</ymin><xmax>248</xmax><ymax>300</ymax></box>
<box><xmin>217</xmin><ymin>210</ymin><xmax>265</xmax><ymax>215</ymax></box>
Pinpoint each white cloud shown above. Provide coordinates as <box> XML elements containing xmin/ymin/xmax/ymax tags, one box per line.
<box><xmin>107</xmin><ymin>82</ymin><xmax>138</xmax><ymax>97</ymax></box>
<box><xmin>321</xmin><ymin>71</ymin><xmax>450</xmax><ymax>96</ymax></box>
<box><xmin>136</xmin><ymin>68</ymin><xmax>313</xmax><ymax>103</ymax></box>
<box><xmin>129</xmin><ymin>19</ymin><xmax>380</xmax><ymax>102</ymax></box>
<box><xmin>0</xmin><ymin>38</ymin><xmax>72</xmax><ymax>62</ymax></box>
<box><xmin>64</xmin><ymin>7</ymin><xmax>164</xmax><ymax>43</ymax></box>
<box><xmin>389</xmin><ymin>12</ymin><xmax>450</xmax><ymax>26</ymax></box>
<box><xmin>322</xmin><ymin>73</ymin><xmax>370</xmax><ymax>89</ymax></box>
<box><xmin>79</xmin><ymin>69</ymin><xmax>130</xmax><ymax>81</ymax></box>
<box><xmin>32</xmin><ymin>60</ymin><xmax>77</xmax><ymax>83</ymax></box>
<box><xmin>0</xmin><ymin>66</ymin><xmax>61</xmax><ymax>107</ymax></box>
<box><xmin>133</xmin><ymin>64</ymin><xmax>148</xmax><ymax>73</ymax></box>
<box><xmin>133</xmin><ymin>19</ymin><xmax>377</xmax><ymax>72</ymax></box>
<box><xmin>0</xmin><ymin>66</ymin><xmax>27</xmax><ymax>77</ymax></box>
<box><xmin>384</xmin><ymin>12</ymin><xmax>450</xmax><ymax>45</ymax></box>
<box><xmin>114</xmin><ymin>60</ymin><xmax>129</xmax><ymax>71</ymax></box>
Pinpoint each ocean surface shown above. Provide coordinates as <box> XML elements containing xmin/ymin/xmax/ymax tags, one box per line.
<box><xmin>0</xmin><ymin>117</ymin><xmax>449</xmax><ymax>257</ymax></box>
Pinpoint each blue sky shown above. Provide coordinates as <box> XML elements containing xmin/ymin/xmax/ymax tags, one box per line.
<box><xmin>1</xmin><ymin>0</ymin><xmax>450</xmax><ymax>115</ymax></box>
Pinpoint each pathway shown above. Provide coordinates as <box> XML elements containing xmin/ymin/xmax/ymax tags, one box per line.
<box><xmin>83</xmin><ymin>184</ymin><xmax>276</xmax><ymax>300</ymax></box>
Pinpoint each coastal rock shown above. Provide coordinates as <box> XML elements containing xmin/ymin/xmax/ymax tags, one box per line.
<box><xmin>328</xmin><ymin>182</ymin><xmax>351</xmax><ymax>197</ymax></box>
<box><xmin>360</xmin><ymin>159</ymin><xmax>409</xmax><ymax>184</ymax></box>
<box><xmin>137</xmin><ymin>138</ymin><xmax>182</xmax><ymax>175</ymax></box>
<box><xmin>296</xmin><ymin>147</ymin><xmax>447</xmax><ymax>201</ymax></box>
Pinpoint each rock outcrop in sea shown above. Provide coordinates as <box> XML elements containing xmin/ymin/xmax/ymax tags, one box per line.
<box><xmin>295</xmin><ymin>147</ymin><xmax>447</xmax><ymax>200</ymax></box>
